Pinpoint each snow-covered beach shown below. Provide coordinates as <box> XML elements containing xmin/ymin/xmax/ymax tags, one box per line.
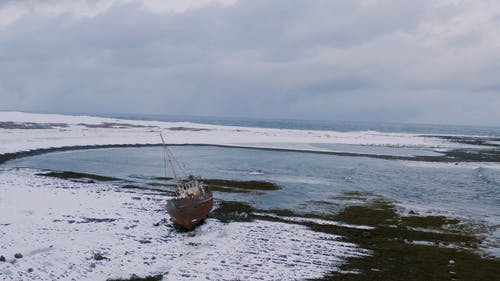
<box><xmin>0</xmin><ymin>111</ymin><xmax>468</xmax><ymax>157</ymax></box>
<box><xmin>0</xmin><ymin>112</ymin><xmax>383</xmax><ymax>280</ymax></box>
<box><xmin>1</xmin><ymin>112</ymin><xmax>499</xmax><ymax>280</ymax></box>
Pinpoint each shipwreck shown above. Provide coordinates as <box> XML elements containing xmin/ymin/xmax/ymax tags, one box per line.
<box><xmin>161</xmin><ymin>134</ymin><xmax>213</xmax><ymax>230</ymax></box>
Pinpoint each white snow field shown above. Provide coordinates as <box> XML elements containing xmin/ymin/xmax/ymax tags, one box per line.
<box><xmin>0</xmin><ymin>168</ymin><xmax>368</xmax><ymax>280</ymax></box>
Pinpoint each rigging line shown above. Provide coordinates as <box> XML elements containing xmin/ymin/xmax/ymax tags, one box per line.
<box><xmin>162</xmin><ymin>146</ymin><xmax>168</xmax><ymax>180</ymax></box>
<box><xmin>162</xmin><ymin>143</ymin><xmax>189</xmax><ymax>177</ymax></box>
<box><xmin>171</xmin><ymin>151</ymin><xmax>189</xmax><ymax>176</ymax></box>
<box><xmin>158</xmin><ymin>134</ymin><xmax>188</xmax><ymax>177</ymax></box>
<box><xmin>160</xmin><ymin>133</ymin><xmax>169</xmax><ymax>181</ymax></box>
<box><xmin>160</xmin><ymin>133</ymin><xmax>182</xmax><ymax>191</ymax></box>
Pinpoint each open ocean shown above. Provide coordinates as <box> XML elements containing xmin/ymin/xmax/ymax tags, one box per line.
<box><xmin>102</xmin><ymin>113</ymin><xmax>500</xmax><ymax>137</ymax></box>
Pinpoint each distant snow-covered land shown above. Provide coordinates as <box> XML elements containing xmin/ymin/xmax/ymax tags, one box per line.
<box><xmin>0</xmin><ymin>111</ymin><xmax>465</xmax><ymax>156</ymax></box>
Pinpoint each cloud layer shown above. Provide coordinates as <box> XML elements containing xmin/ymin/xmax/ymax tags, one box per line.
<box><xmin>1</xmin><ymin>0</ymin><xmax>499</xmax><ymax>125</ymax></box>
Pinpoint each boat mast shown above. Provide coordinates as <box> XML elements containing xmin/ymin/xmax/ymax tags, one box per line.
<box><xmin>160</xmin><ymin>133</ymin><xmax>182</xmax><ymax>192</ymax></box>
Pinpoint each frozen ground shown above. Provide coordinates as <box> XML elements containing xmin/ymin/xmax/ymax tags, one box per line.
<box><xmin>0</xmin><ymin>168</ymin><xmax>368</xmax><ymax>280</ymax></box>
<box><xmin>0</xmin><ymin>112</ymin><xmax>471</xmax><ymax>156</ymax></box>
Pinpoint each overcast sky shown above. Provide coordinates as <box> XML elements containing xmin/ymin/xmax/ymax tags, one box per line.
<box><xmin>1</xmin><ymin>0</ymin><xmax>499</xmax><ymax>125</ymax></box>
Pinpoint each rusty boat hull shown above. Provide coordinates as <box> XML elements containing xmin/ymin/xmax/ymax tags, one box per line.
<box><xmin>166</xmin><ymin>191</ymin><xmax>213</xmax><ymax>230</ymax></box>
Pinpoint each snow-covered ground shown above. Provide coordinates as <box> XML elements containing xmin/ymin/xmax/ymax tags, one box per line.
<box><xmin>0</xmin><ymin>111</ymin><xmax>467</xmax><ymax>156</ymax></box>
<box><xmin>0</xmin><ymin>168</ymin><xmax>368</xmax><ymax>280</ymax></box>
<box><xmin>0</xmin><ymin>112</ymin><xmax>495</xmax><ymax>280</ymax></box>
<box><xmin>0</xmin><ymin>112</ymin><xmax>380</xmax><ymax>280</ymax></box>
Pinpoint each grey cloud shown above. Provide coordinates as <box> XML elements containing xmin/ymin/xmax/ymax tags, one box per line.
<box><xmin>0</xmin><ymin>0</ymin><xmax>499</xmax><ymax>125</ymax></box>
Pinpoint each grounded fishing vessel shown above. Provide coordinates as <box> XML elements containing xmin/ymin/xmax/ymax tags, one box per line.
<box><xmin>166</xmin><ymin>176</ymin><xmax>213</xmax><ymax>230</ymax></box>
<box><xmin>161</xmin><ymin>135</ymin><xmax>213</xmax><ymax>230</ymax></box>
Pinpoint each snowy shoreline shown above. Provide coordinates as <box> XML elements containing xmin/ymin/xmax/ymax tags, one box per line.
<box><xmin>0</xmin><ymin>111</ymin><xmax>469</xmax><ymax>157</ymax></box>
<box><xmin>1</xmin><ymin>112</ymin><xmax>499</xmax><ymax>280</ymax></box>
<box><xmin>0</xmin><ymin>112</ymin><xmax>377</xmax><ymax>280</ymax></box>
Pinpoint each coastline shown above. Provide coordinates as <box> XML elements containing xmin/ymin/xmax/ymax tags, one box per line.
<box><xmin>3</xmin><ymin>141</ymin><xmax>500</xmax><ymax>173</ymax></box>
<box><xmin>1</xmin><ymin>112</ymin><xmax>500</xmax><ymax>280</ymax></box>
<box><xmin>2</xmin><ymin>144</ymin><xmax>500</xmax><ymax>280</ymax></box>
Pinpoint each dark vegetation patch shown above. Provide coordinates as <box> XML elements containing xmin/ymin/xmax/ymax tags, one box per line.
<box><xmin>146</xmin><ymin>182</ymin><xmax>165</xmax><ymax>187</ymax></box>
<box><xmin>79</xmin><ymin>217</ymin><xmax>117</xmax><ymax>223</ymax></box>
<box><xmin>334</xmin><ymin>191</ymin><xmax>372</xmax><ymax>201</ymax></box>
<box><xmin>432</xmin><ymin>135</ymin><xmax>500</xmax><ymax>147</ymax></box>
<box><xmin>412</xmin><ymin>135</ymin><xmax>500</xmax><ymax>162</ymax></box>
<box><xmin>120</xmin><ymin>184</ymin><xmax>176</xmax><ymax>196</ymax></box>
<box><xmin>246</xmin><ymin>192</ymin><xmax>500</xmax><ymax>281</ymax></box>
<box><xmin>205</xmin><ymin>185</ymin><xmax>253</xmax><ymax>194</ymax></box>
<box><xmin>440</xmin><ymin>148</ymin><xmax>500</xmax><ymax>162</ymax></box>
<box><xmin>401</xmin><ymin>215</ymin><xmax>460</xmax><ymax>229</ymax></box>
<box><xmin>78</xmin><ymin>122</ymin><xmax>155</xmax><ymax>129</ymax></box>
<box><xmin>255</xmin><ymin>208</ymin><xmax>338</xmax><ymax>222</ymax></box>
<box><xmin>301</xmin><ymin>197</ymin><xmax>500</xmax><ymax>281</ymax></box>
<box><xmin>312</xmin><ymin>200</ymin><xmax>342</xmax><ymax>206</ymax></box>
<box><xmin>53</xmin><ymin>218</ymin><xmax>117</xmax><ymax>224</ymax></box>
<box><xmin>145</xmin><ymin>178</ymin><xmax>279</xmax><ymax>194</ymax></box>
<box><xmin>93</xmin><ymin>253</ymin><xmax>109</xmax><ymax>261</ymax></box>
<box><xmin>151</xmin><ymin>176</ymin><xmax>173</xmax><ymax>181</ymax></box>
<box><xmin>331</xmin><ymin>200</ymin><xmax>399</xmax><ymax>227</ymax></box>
<box><xmin>121</xmin><ymin>184</ymin><xmax>148</xmax><ymax>190</ymax></box>
<box><xmin>204</xmin><ymin>179</ymin><xmax>280</xmax><ymax>191</ymax></box>
<box><xmin>37</xmin><ymin>171</ymin><xmax>120</xmax><ymax>182</ymax></box>
<box><xmin>209</xmin><ymin>200</ymin><xmax>254</xmax><ymax>223</ymax></box>
<box><xmin>168</xmin><ymin>127</ymin><xmax>210</xmax><ymax>131</ymax></box>
<box><xmin>107</xmin><ymin>274</ymin><xmax>163</xmax><ymax>281</ymax></box>
<box><xmin>0</xmin><ymin>154</ymin><xmax>12</xmax><ymax>165</ymax></box>
<box><xmin>0</xmin><ymin>121</ymin><xmax>68</xmax><ymax>129</ymax></box>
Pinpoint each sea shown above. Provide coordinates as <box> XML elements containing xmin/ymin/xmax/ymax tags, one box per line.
<box><xmin>103</xmin><ymin>113</ymin><xmax>500</xmax><ymax>137</ymax></box>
